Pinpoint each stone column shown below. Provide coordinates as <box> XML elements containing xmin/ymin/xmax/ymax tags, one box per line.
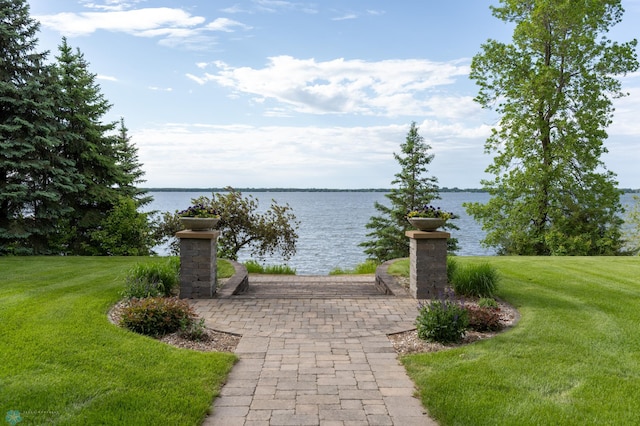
<box><xmin>406</xmin><ymin>230</ymin><xmax>450</xmax><ymax>299</ymax></box>
<box><xmin>176</xmin><ymin>230</ymin><xmax>220</xmax><ymax>299</ymax></box>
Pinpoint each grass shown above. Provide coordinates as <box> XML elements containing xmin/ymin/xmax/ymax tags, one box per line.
<box><xmin>329</xmin><ymin>260</ymin><xmax>379</xmax><ymax>275</ymax></box>
<box><xmin>243</xmin><ymin>260</ymin><xmax>296</xmax><ymax>274</ymax></box>
<box><xmin>0</xmin><ymin>257</ymin><xmax>236</xmax><ymax>426</ymax></box>
<box><xmin>397</xmin><ymin>256</ymin><xmax>640</xmax><ymax>425</ymax></box>
<box><xmin>217</xmin><ymin>258</ymin><xmax>235</xmax><ymax>278</ymax></box>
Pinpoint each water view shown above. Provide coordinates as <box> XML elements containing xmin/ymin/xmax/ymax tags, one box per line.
<box><xmin>147</xmin><ymin>191</ymin><xmax>637</xmax><ymax>275</ymax></box>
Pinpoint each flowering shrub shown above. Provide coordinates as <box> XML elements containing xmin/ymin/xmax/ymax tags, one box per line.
<box><xmin>177</xmin><ymin>203</ymin><xmax>219</xmax><ymax>218</ymax></box>
<box><xmin>407</xmin><ymin>205</ymin><xmax>453</xmax><ymax>220</ymax></box>
<box><xmin>415</xmin><ymin>297</ymin><xmax>469</xmax><ymax>343</ymax></box>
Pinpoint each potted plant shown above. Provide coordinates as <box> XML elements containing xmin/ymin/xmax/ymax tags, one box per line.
<box><xmin>178</xmin><ymin>204</ymin><xmax>220</xmax><ymax>231</ymax></box>
<box><xmin>406</xmin><ymin>205</ymin><xmax>453</xmax><ymax>231</ymax></box>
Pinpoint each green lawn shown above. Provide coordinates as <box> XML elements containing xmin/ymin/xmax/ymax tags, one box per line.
<box><xmin>0</xmin><ymin>257</ymin><xmax>236</xmax><ymax>426</ymax></box>
<box><xmin>400</xmin><ymin>256</ymin><xmax>640</xmax><ymax>425</ymax></box>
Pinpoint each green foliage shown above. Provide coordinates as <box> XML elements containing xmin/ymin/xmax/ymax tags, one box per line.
<box><xmin>446</xmin><ymin>256</ymin><xmax>458</xmax><ymax>283</ymax></box>
<box><xmin>90</xmin><ymin>197</ymin><xmax>155</xmax><ymax>256</ymax></box>
<box><xmin>361</xmin><ymin>122</ymin><xmax>458</xmax><ymax>262</ymax></box>
<box><xmin>465</xmin><ymin>304</ymin><xmax>503</xmax><ymax>332</ymax></box>
<box><xmin>156</xmin><ymin>188</ymin><xmax>299</xmax><ymax>261</ymax></box>
<box><xmin>451</xmin><ymin>262</ymin><xmax>500</xmax><ymax>298</ymax></box>
<box><xmin>0</xmin><ymin>16</ymin><xmax>151</xmax><ymax>255</ymax></box>
<box><xmin>179</xmin><ymin>317</ymin><xmax>208</xmax><ymax>341</ymax></box>
<box><xmin>329</xmin><ymin>260</ymin><xmax>379</xmax><ymax>275</ymax></box>
<box><xmin>415</xmin><ymin>296</ymin><xmax>469</xmax><ymax>344</ymax></box>
<box><xmin>0</xmin><ymin>1</ymin><xmax>80</xmax><ymax>255</ymax></box>
<box><xmin>120</xmin><ymin>297</ymin><xmax>196</xmax><ymax>337</ymax></box>
<box><xmin>623</xmin><ymin>195</ymin><xmax>640</xmax><ymax>255</ymax></box>
<box><xmin>122</xmin><ymin>258</ymin><xmax>180</xmax><ymax>299</ymax></box>
<box><xmin>465</xmin><ymin>0</ymin><xmax>638</xmax><ymax>255</ymax></box>
<box><xmin>478</xmin><ymin>297</ymin><xmax>499</xmax><ymax>309</ymax></box>
<box><xmin>244</xmin><ymin>260</ymin><xmax>296</xmax><ymax>274</ymax></box>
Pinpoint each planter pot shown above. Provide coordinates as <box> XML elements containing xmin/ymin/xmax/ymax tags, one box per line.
<box><xmin>407</xmin><ymin>217</ymin><xmax>445</xmax><ymax>231</ymax></box>
<box><xmin>179</xmin><ymin>217</ymin><xmax>219</xmax><ymax>231</ymax></box>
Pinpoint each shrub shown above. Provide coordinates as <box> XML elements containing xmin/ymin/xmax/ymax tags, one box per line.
<box><xmin>122</xmin><ymin>259</ymin><xmax>180</xmax><ymax>299</ymax></box>
<box><xmin>415</xmin><ymin>297</ymin><xmax>469</xmax><ymax>344</ymax></box>
<box><xmin>120</xmin><ymin>297</ymin><xmax>196</xmax><ymax>337</ymax></box>
<box><xmin>451</xmin><ymin>262</ymin><xmax>500</xmax><ymax>297</ymax></box>
<box><xmin>465</xmin><ymin>305</ymin><xmax>503</xmax><ymax>332</ymax></box>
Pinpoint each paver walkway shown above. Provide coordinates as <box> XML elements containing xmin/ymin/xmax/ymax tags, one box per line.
<box><xmin>193</xmin><ymin>275</ymin><xmax>437</xmax><ymax>426</ymax></box>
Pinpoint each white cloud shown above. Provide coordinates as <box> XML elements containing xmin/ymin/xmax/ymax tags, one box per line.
<box><xmin>206</xmin><ymin>18</ymin><xmax>252</xmax><ymax>32</ymax></box>
<box><xmin>132</xmin><ymin>121</ymin><xmax>490</xmax><ymax>188</ymax></box>
<box><xmin>97</xmin><ymin>74</ymin><xmax>118</xmax><ymax>81</ymax></box>
<box><xmin>35</xmin><ymin>7</ymin><xmax>251</xmax><ymax>49</ymax></box>
<box><xmin>79</xmin><ymin>0</ymin><xmax>147</xmax><ymax>12</ymax></box>
<box><xmin>148</xmin><ymin>86</ymin><xmax>172</xmax><ymax>92</ymax></box>
<box><xmin>36</xmin><ymin>8</ymin><xmax>204</xmax><ymax>37</ymax></box>
<box><xmin>188</xmin><ymin>56</ymin><xmax>472</xmax><ymax>117</ymax></box>
<box><xmin>332</xmin><ymin>13</ymin><xmax>357</xmax><ymax>21</ymax></box>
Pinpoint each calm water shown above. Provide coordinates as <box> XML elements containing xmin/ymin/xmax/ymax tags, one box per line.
<box><xmin>147</xmin><ymin>191</ymin><xmax>636</xmax><ymax>275</ymax></box>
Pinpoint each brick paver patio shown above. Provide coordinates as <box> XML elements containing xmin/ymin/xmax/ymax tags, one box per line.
<box><xmin>193</xmin><ymin>274</ymin><xmax>437</xmax><ymax>426</ymax></box>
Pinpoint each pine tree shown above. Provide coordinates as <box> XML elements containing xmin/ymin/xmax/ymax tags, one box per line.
<box><xmin>360</xmin><ymin>122</ymin><xmax>445</xmax><ymax>262</ymax></box>
<box><xmin>0</xmin><ymin>0</ymin><xmax>81</xmax><ymax>254</ymax></box>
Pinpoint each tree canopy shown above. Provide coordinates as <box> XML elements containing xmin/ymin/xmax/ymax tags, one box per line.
<box><xmin>465</xmin><ymin>0</ymin><xmax>638</xmax><ymax>255</ymax></box>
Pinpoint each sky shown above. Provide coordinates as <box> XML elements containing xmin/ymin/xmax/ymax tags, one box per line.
<box><xmin>26</xmin><ymin>0</ymin><xmax>640</xmax><ymax>189</ymax></box>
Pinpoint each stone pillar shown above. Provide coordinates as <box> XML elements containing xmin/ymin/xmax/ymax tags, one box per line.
<box><xmin>176</xmin><ymin>230</ymin><xmax>220</xmax><ymax>299</ymax></box>
<box><xmin>406</xmin><ymin>230</ymin><xmax>450</xmax><ymax>299</ymax></box>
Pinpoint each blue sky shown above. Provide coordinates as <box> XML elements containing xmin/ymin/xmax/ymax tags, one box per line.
<box><xmin>27</xmin><ymin>0</ymin><xmax>640</xmax><ymax>189</ymax></box>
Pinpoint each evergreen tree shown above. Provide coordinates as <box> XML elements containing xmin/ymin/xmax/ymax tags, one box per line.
<box><xmin>54</xmin><ymin>37</ymin><xmax>122</xmax><ymax>254</ymax></box>
<box><xmin>0</xmin><ymin>0</ymin><xmax>80</xmax><ymax>254</ymax></box>
<box><xmin>113</xmin><ymin>117</ymin><xmax>152</xmax><ymax>207</ymax></box>
<box><xmin>465</xmin><ymin>0</ymin><xmax>638</xmax><ymax>255</ymax></box>
<box><xmin>360</xmin><ymin>122</ymin><xmax>445</xmax><ymax>262</ymax></box>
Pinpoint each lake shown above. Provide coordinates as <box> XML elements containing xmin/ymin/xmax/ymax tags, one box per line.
<box><xmin>146</xmin><ymin>191</ymin><xmax>637</xmax><ymax>275</ymax></box>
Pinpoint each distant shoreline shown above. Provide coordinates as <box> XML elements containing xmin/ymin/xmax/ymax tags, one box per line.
<box><xmin>142</xmin><ymin>187</ymin><xmax>486</xmax><ymax>193</ymax></box>
<box><xmin>141</xmin><ymin>187</ymin><xmax>639</xmax><ymax>193</ymax></box>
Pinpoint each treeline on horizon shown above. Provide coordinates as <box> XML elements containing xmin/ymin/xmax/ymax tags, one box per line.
<box><xmin>143</xmin><ymin>187</ymin><xmax>640</xmax><ymax>193</ymax></box>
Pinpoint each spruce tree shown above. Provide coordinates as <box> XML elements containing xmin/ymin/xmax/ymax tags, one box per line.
<box><xmin>113</xmin><ymin>117</ymin><xmax>152</xmax><ymax>207</ymax></box>
<box><xmin>360</xmin><ymin>122</ymin><xmax>443</xmax><ymax>262</ymax></box>
<box><xmin>0</xmin><ymin>0</ymin><xmax>80</xmax><ymax>254</ymax></box>
<box><xmin>54</xmin><ymin>37</ymin><xmax>122</xmax><ymax>254</ymax></box>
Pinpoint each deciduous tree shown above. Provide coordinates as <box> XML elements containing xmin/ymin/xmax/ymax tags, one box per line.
<box><xmin>158</xmin><ymin>188</ymin><xmax>299</xmax><ymax>261</ymax></box>
<box><xmin>465</xmin><ymin>0</ymin><xmax>638</xmax><ymax>255</ymax></box>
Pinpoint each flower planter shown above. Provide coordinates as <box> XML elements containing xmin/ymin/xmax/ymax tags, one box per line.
<box><xmin>179</xmin><ymin>217</ymin><xmax>219</xmax><ymax>231</ymax></box>
<box><xmin>407</xmin><ymin>217</ymin><xmax>445</xmax><ymax>231</ymax></box>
